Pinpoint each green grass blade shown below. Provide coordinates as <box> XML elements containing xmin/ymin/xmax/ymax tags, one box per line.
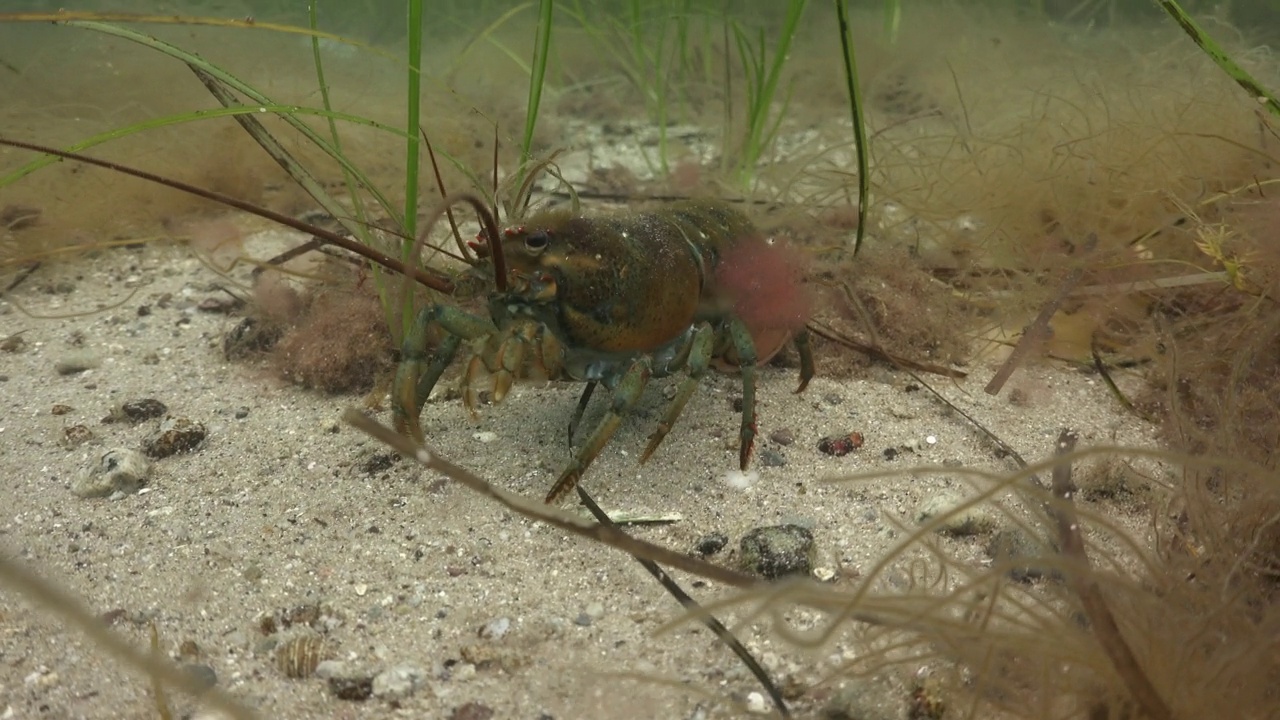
<box><xmin>520</xmin><ymin>0</ymin><xmax>554</xmax><ymax>176</ymax></box>
<box><xmin>308</xmin><ymin>1</ymin><xmax>372</xmax><ymax>232</ymax></box>
<box><xmin>60</xmin><ymin>20</ymin><xmax>401</xmax><ymax>225</ymax></box>
<box><xmin>883</xmin><ymin>0</ymin><xmax>900</xmax><ymax>44</ymax></box>
<box><xmin>835</xmin><ymin>0</ymin><xmax>870</xmax><ymax>255</ymax></box>
<box><xmin>192</xmin><ymin>68</ymin><xmax>358</xmax><ymax>232</ymax></box>
<box><xmin>404</xmin><ymin>0</ymin><xmax>424</xmax><ymax>246</ymax></box>
<box><xmin>1154</xmin><ymin>0</ymin><xmax>1280</xmax><ymax>119</ymax></box>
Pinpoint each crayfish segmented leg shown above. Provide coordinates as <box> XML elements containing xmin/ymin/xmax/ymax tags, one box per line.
<box><xmin>639</xmin><ymin>322</ymin><xmax>715</xmax><ymax>465</ymax></box>
<box><xmin>544</xmin><ymin>358</ymin><xmax>652</xmax><ymax>504</ymax></box>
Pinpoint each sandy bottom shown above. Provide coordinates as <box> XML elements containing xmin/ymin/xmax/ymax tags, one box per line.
<box><xmin>0</xmin><ymin>237</ymin><xmax>1160</xmax><ymax>718</ymax></box>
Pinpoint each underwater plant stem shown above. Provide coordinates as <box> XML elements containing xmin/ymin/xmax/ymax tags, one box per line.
<box><xmin>404</xmin><ymin>0</ymin><xmax>424</xmax><ymax>243</ymax></box>
<box><xmin>0</xmin><ymin>138</ymin><xmax>456</xmax><ymax>295</ymax></box>
<box><xmin>834</xmin><ymin>0</ymin><xmax>869</xmax><ymax>255</ymax></box>
<box><xmin>402</xmin><ymin>0</ymin><xmax>426</xmax><ymax>342</ymax></box>
<box><xmin>730</xmin><ymin>0</ymin><xmax>807</xmax><ymax>189</ymax></box>
<box><xmin>0</xmin><ymin>554</ymin><xmax>258</xmax><ymax>720</ymax></box>
<box><xmin>1154</xmin><ymin>0</ymin><xmax>1280</xmax><ymax>119</ymax></box>
<box><xmin>343</xmin><ymin>408</ymin><xmax>760</xmax><ymax>587</ymax></box>
<box><xmin>518</xmin><ymin>0</ymin><xmax>554</xmax><ymax>191</ymax></box>
<box><xmin>882</xmin><ymin>0</ymin><xmax>900</xmax><ymax>44</ymax></box>
<box><xmin>575</xmin><ymin>486</ymin><xmax>790</xmax><ymax>718</ymax></box>
<box><xmin>985</xmin><ymin>234</ymin><xmax>1095</xmax><ymax>396</ymax></box>
<box><xmin>1049</xmin><ymin>431</ymin><xmax>1175</xmax><ymax>720</ymax></box>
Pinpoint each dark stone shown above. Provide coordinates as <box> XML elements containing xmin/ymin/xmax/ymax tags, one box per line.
<box><xmin>120</xmin><ymin>398</ymin><xmax>168</xmax><ymax>423</ymax></box>
<box><xmin>739</xmin><ymin>524</ymin><xmax>815</xmax><ymax>579</ymax></box>
<box><xmin>759</xmin><ymin>447</ymin><xmax>787</xmax><ymax>467</ymax></box>
<box><xmin>329</xmin><ymin>675</ymin><xmax>374</xmax><ymax>701</ymax></box>
<box><xmin>692</xmin><ymin>533</ymin><xmax>729</xmax><ymax>557</ymax></box>
<box><xmin>986</xmin><ymin>527</ymin><xmax>1059</xmax><ymax>582</ymax></box>
<box><xmin>142</xmin><ymin>417</ymin><xmax>207</xmax><ymax>458</ymax></box>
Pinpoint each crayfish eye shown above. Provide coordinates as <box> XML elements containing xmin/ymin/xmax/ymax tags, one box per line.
<box><xmin>523</xmin><ymin>229</ymin><xmax>550</xmax><ymax>255</ymax></box>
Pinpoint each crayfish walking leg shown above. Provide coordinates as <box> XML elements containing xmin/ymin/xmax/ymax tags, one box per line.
<box><xmin>544</xmin><ymin>358</ymin><xmax>653</xmax><ymax>504</ymax></box>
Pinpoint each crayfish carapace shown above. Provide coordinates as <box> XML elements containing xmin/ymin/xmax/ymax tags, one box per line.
<box><xmin>393</xmin><ymin>196</ymin><xmax>814</xmax><ymax>503</ymax></box>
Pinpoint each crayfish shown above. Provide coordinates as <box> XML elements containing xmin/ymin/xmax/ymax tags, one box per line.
<box><xmin>393</xmin><ymin>195</ymin><xmax>814</xmax><ymax>503</ymax></box>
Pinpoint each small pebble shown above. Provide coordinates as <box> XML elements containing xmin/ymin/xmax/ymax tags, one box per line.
<box><xmin>768</xmin><ymin>428</ymin><xmax>795</xmax><ymax>446</ymax></box>
<box><xmin>450</xmin><ymin>702</ymin><xmax>496</xmax><ymax>720</ymax></box>
<box><xmin>73</xmin><ymin>448</ymin><xmax>151</xmax><ymax>498</ymax></box>
<box><xmin>120</xmin><ymin>398</ymin><xmax>168</xmax><ymax>423</ymax></box>
<box><xmin>234</xmin><ymin>406</ymin><xmax>250</xmax><ymax>419</ymax></box>
<box><xmin>479</xmin><ymin>617</ymin><xmax>511</xmax><ymax>640</ymax></box>
<box><xmin>692</xmin><ymin>533</ymin><xmax>728</xmax><ymax>556</ymax></box>
<box><xmin>51</xmin><ymin>404</ymin><xmax>72</xmax><ymax>415</ymax></box>
<box><xmin>473</xmin><ymin>431</ymin><xmax>497</xmax><ymax>443</ymax></box>
<box><xmin>986</xmin><ymin>527</ymin><xmax>1059</xmax><ymax>582</ymax></box>
<box><xmin>739</xmin><ymin>525</ymin><xmax>815</xmax><ymax>579</ymax></box>
<box><xmin>372</xmin><ymin>664</ymin><xmax>427</xmax><ymax>700</ymax></box>
<box><xmin>759</xmin><ymin>447</ymin><xmax>787</xmax><ymax>467</ymax></box>
<box><xmin>142</xmin><ymin>416</ymin><xmax>207</xmax><ymax>458</ymax></box>
<box><xmin>915</xmin><ymin>491</ymin><xmax>995</xmax><ymax>536</ymax></box>
<box><xmin>54</xmin><ymin>352</ymin><xmax>99</xmax><ymax>375</ymax></box>
<box><xmin>745</xmin><ymin>691</ymin><xmax>768</xmax><ymax>714</ymax></box>
<box><xmin>584</xmin><ymin>602</ymin><xmax>605</xmax><ymax>619</ymax></box>
<box><xmin>573</xmin><ymin>613</ymin><xmax>592</xmax><ymax>627</ymax></box>
<box><xmin>182</xmin><ymin>663</ymin><xmax>218</xmax><ymax>692</ymax></box>
<box><xmin>223</xmin><ymin>316</ymin><xmax>283</xmax><ymax>359</ymax></box>
<box><xmin>61</xmin><ymin>424</ymin><xmax>95</xmax><ymax>449</ymax></box>
<box><xmin>197</xmin><ymin>296</ymin><xmax>242</xmax><ymax>313</ymax></box>
<box><xmin>1</xmin><ymin>334</ymin><xmax>27</xmax><ymax>353</ymax></box>
<box><xmin>822</xmin><ymin>392</ymin><xmax>843</xmax><ymax>405</ymax></box>
<box><xmin>329</xmin><ymin>674</ymin><xmax>375</xmax><ymax>702</ymax></box>
<box><xmin>818</xmin><ymin>432</ymin><xmax>864</xmax><ymax>456</ymax></box>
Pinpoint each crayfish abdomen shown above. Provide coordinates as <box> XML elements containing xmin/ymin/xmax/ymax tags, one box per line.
<box><xmin>394</xmin><ymin>199</ymin><xmax>813</xmax><ymax>503</ymax></box>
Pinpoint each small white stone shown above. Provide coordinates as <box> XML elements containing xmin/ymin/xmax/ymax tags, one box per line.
<box><xmin>354</xmin><ymin>583</ymin><xmax>368</xmax><ymax>597</ymax></box>
<box><xmin>473</xmin><ymin>431</ymin><xmax>497</xmax><ymax>443</ymax></box>
<box><xmin>745</xmin><ymin>691</ymin><xmax>768</xmax><ymax>714</ymax></box>
<box><xmin>925</xmin><ymin>435</ymin><xmax>937</xmax><ymax>445</ymax></box>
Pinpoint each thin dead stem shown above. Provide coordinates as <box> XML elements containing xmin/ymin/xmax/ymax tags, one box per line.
<box><xmin>1049</xmin><ymin>430</ymin><xmax>1174</xmax><ymax>720</ymax></box>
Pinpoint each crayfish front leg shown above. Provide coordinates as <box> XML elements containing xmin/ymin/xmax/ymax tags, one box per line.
<box><xmin>544</xmin><ymin>359</ymin><xmax>652</xmax><ymax>504</ymax></box>
<box><xmin>393</xmin><ymin>303</ymin><xmax>497</xmax><ymax>442</ymax></box>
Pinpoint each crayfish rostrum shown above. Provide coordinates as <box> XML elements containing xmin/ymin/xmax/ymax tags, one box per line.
<box><xmin>393</xmin><ymin>196</ymin><xmax>814</xmax><ymax>503</ymax></box>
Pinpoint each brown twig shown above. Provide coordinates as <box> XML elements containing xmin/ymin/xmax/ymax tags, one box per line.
<box><xmin>0</xmin><ymin>138</ymin><xmax>458</xmax><ymax>295</ymax></box>
<box><xmin>342</xmin><ymin>408</ymin><xmax>760</xmax><ymax>587</ymax></box>
<box><xmin>806</xmin><ymin>321</ymin><xmax>967</xmax><ymax>379</ymax></box>
<box><xmin>985</xmin><ymin>234</ymin><xmax>1096</xmax><ymax>396</ymax></box>
<box><xmin>0</xmin><ymin>554</ymin><xmax>257</xmax><ymax>720</ymax></box>
<box><xmin>1049</xmin><ymin>430</ymin><xmax>1174</xmax><ymax>720</ymax></box>
<box><xmin>575</xmin><ymin>486</ymin><xmax>790</xmax><ymax>718</ymax></box>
